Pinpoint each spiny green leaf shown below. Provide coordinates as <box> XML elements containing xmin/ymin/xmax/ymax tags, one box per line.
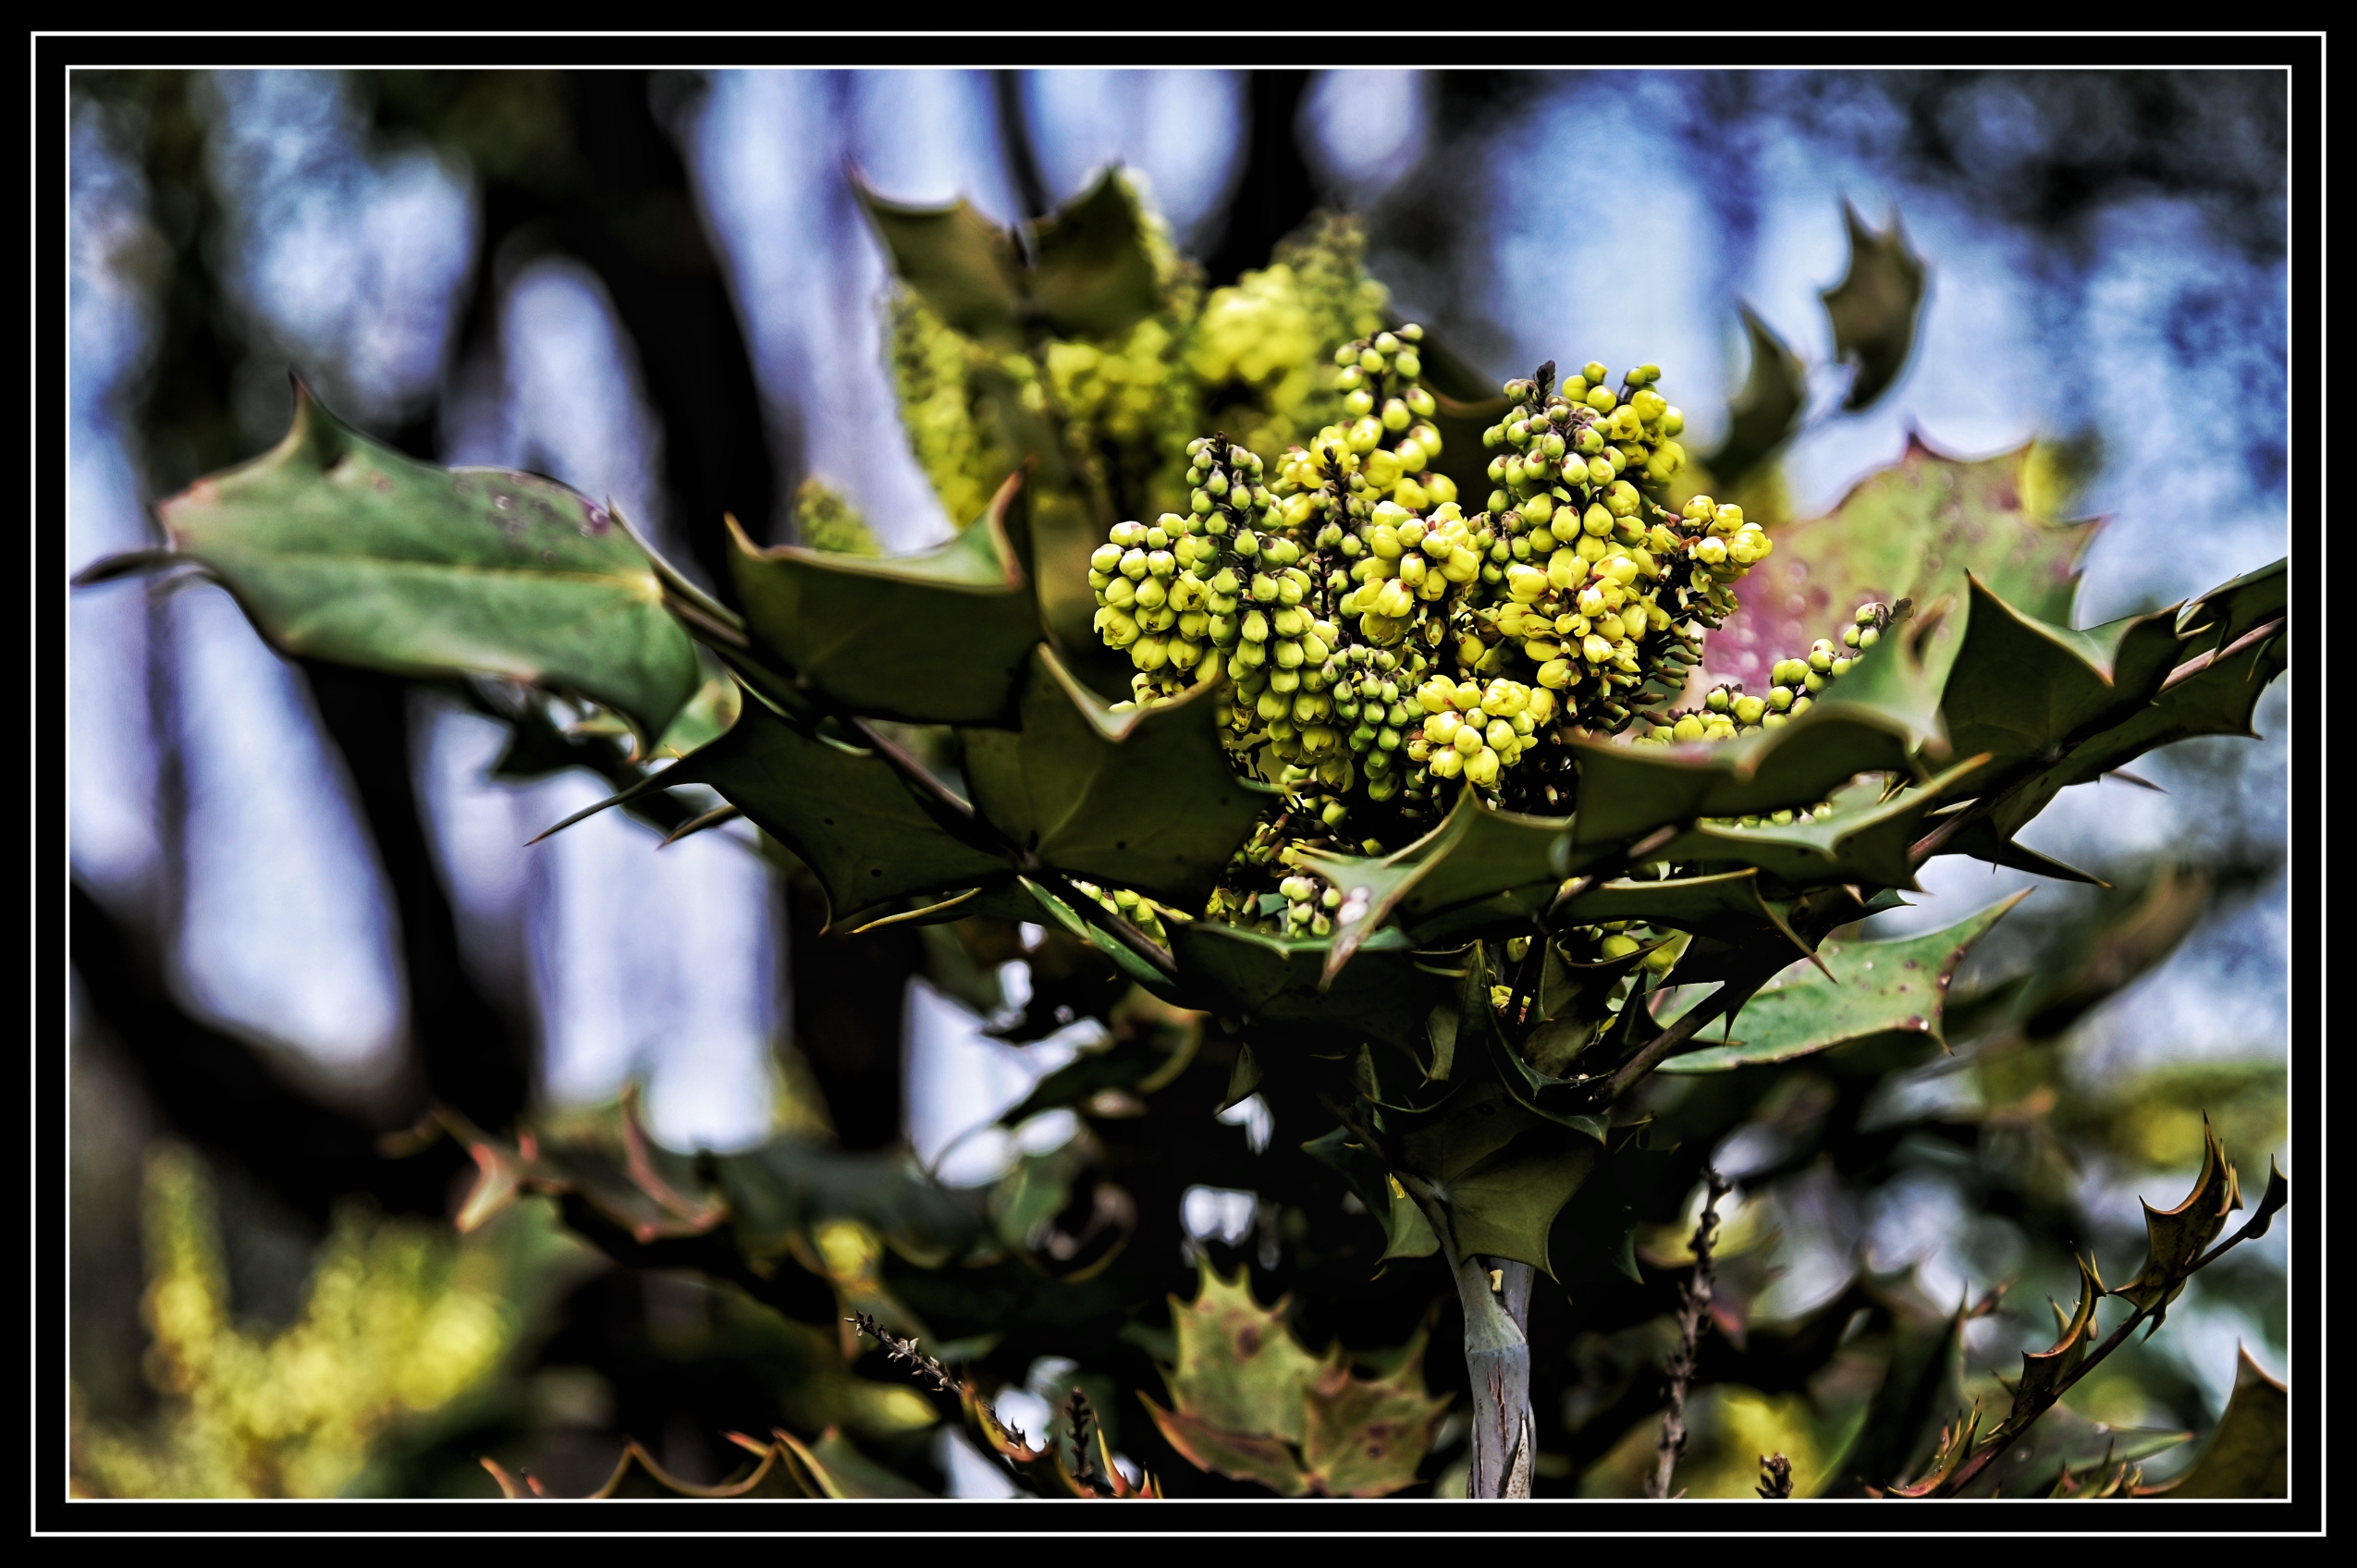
<box><xmin>1296</xmin><ymin>790</ymin><xmax>1577</xmax><ymax>986</ymax></box>
<box><xmin>1556</xmin><ymin>866</ymin><xmax>1803</xmax><ymax>934</ymax></box>
<box><xmin>855</xmin><ymin>180</ymin><xmax>1026</xmax><ymax>348</ymax></box>
<box><xmin>540</xmin><ymin>692</ymin><xmax>1008</xmax><ymax>931</ymax></box>
<box><xmin>1160</xmin><ymin>1261</ymin><xmax>1328</xmax><ymax>1450</ymax></box>
<box><xmin>1168</xmin><ymin>922</ymin><xmax>1431</xmax><ymax>1049</ymax></box>
<box><xmin>1970</xmin><ymin>570</ymin><xmax>2287</xmax><ymax>848</ymax></box>
<box><xmin>1821</xmin><ymin>202</ymin><xmax>1928</xmax><ymax>411</ymax></box>
<box><xmin>1939</xmin><ymin>577</ymin><xmax>2182</xmax><ymax>765</ymax></box>
<box><xmin>2142</xmin><ymin>1347</ymin><xmax>2286</xmax><ymax>1498</ymax></box>
<box><xmin>1567</xmin><ymin>699</ymin><xmax>1921</xmax><ymax>849</ymax></box>
<box><xmin>726</xmin><ymin>474</ymin><xmax>1041</xmax><ymax>726</ymax></box>
<box><xmin>1298</xmin><ymin>1328</ymin><xmax>1451</xmax><ymax>1498</ymax></box>
<box><xmin>115</xmin><ymin>382</ymin><xmax>702</xmax><ymax>741</ymax></box>
<box><xmin>1142</xmin><ymin>1399</ymin><xmax>1308</xmax><ymax>1496</ymax></box>
<box><xmin>1395</xmin><ymin>1078</ymin><xmax>1598</xmax><ymax>1271</ymax></box>
<box><xmin>1640</xmin><ymin>757</ymin><xmax>1990</xmax><ymax>892</ymax></box>
<box><xmin>1025</xmin><ymin>167</ymin><xmax>1161</xmax><ymax>341</ymax></box>
<box><xmin>652</xmin><ymin>655</ymin><xmax>743</xmax><ymax>760</ymax></box>
<box><xmin>1657</xmin><ymin>892</ymin><xmax>2026</xmax><ymax>1073</ymax></box>
<box><xmin>2108</xmin><ymin>1113</ymin><xmax>2241</xmax><ymax>1316</ymax></box>
<box><xmin>1707</xmin><ymin>305</ymin><xmax>1807</xmax><ymax>484</ymax></box>
<box><xmin>1704</xmin><ymin>438</ymin><xmax>2093</xmax><ymax>696</ymax></box>
<box><xmin>961</xmin><ymin>647</ymin><xmax>1271</xmax><ymax>908</ymax></box>
<box><xmin>1995</xmin><ymin>1254</ymin><xmax>2103</xmax><ymax>1439</ymax></box>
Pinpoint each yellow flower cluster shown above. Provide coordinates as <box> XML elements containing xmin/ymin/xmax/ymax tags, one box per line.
<box><xmin>1637</xmin><ymin>601</ymin><xmax>1894</xmax><ymax>745</ymax></box>
<box><xmin>1086</xmin><ymin>341</ymin><xmax>1788</xmax><ymax>937</ymax></box>
<box><xmin>887</xmin><ymin>195</ymin><xmax>1391</xmax><ymax>544</ymax></box>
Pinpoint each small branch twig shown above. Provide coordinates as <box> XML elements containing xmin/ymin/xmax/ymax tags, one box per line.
<box><xmin>1755</xmin><ymin>1453</ymin><xmax>1794</xmax><ymax>1498</ymax></box>
<box><xmin>1648</xmin><ymin>1169</ymin><xmax>1731</xmax><ymax>1501</ymax></box>
<box><xmin>845</xmin><ymin>1312</ymin><xmax>959</xmax><ymax>1395</ymax></box>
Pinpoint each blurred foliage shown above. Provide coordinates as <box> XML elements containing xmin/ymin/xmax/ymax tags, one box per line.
<box><xmin>71</xmin><ymin>1144</ymin><xmax>592</xmax><ymax>1498</ymax></box>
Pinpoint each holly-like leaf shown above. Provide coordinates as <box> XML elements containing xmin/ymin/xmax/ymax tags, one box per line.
<box><xmin>1938</xmin><ymin>577</ymin><xmax>2182</xmax><ymax>766</ymax></box>
<box><xmin>1296</xmin><ymin>790</ymin><xmax>1577</xmax><ymax>986</ymax></box>
<box><xmin>1821</xmin><ymin>202</ymin><xmax>1928</xmax><ymax>411</ymax></box>
<box><xmin>1703</xmin><ymin>438</ymin><xmax>2093</xmax><ymax>695</ymax></box>
<box><xmin>1144</xmin><ymin>1262</ymin><xmax>1449</xmax><ymax>1498</ymax></box>
<box><xmin>1158</xmin><ymin>1261</ymin><xmax>1327</xmax><ymax>1449</ymax></box>
<box><xmin>537</xmin><ymin>691</ymin><xmax>1009</xmax><ymax>930</ymax></box>
<box><xmin>1656</xmin><ymin>892</ymin><xmax>2025</xmax><ymax>1074</ymax></box>
<box><xmin>1169</xmin><ymin>922</ymin><xmax>1431</xmax><ymax>1049</ymax></box>
<box><xmin>2108</xmin><ymin>1113</ymin><xmax>2241</xmax><ymax>1316</ymax></box>
<box><xmin>1639</xmin><ymin>758</ymin><xmax>1990</xmax><ymax>892</ymax></box>
<box><xmin>1025</xmin><ymin>167</ymin><xmax>1162</xmax><ymax>341</ymax></box>
<box><xmin>1142</xmin><ymin>1400</ymin><xmax>1308</xmax><ymax>1496</ymax></box>
<box><xmin>1994</xmin><ymin>1254</ymin><xmax>2104</xmax><ymax>1439</ymax></box>
<box><xmin>1566</xmin><ymin>699</ymin><xmax>1922</xmax><ymax>849</ymax></box>
<box><xmin>1707</xmin><ymin>305</ymin><xmax>1807</xmax><ymax>484</ymax></box>
<box><xmin>1394</xmin><ymin>1079</ymin><xmax>1599</xmax><ymax>1271</ymax></box>
<box><xmin>1555</xmin><ymin>866</ymin><xmax>1805</xmax><ymax>935</ymax></box>
<box><xmin>91</xmin><ymin>382</ymin><xmax>702</xmax><ymax>741</ymax></box>
<box><xmin>652</xmin><ymin>656</ymin><xmax>744</xmax><ymax>760</ymax></box>
<box><xmin>962</xmin><ymin>647</ymin><xmax>1271</xmax><ymax>909</ymax></box>
<box><xmin>725</xmin><ymin>474</ymin><xmax>1041</xmax><ymax>726</ymax></box>
<box><xmin>1298</xmin><ymin>1327</ymin><xmax>1452</xmax><ymax>1498</ymax></box>
<box><xmin>2141</xmin><ymin>1347</ymin><xmax>2286</xmax><ymax>1498</ymax></box>
<box><xmin>1966</xmin><ymin>564</ymin><xmax>2287</xmax><ymax>850</ymax></box>
<box><xmin>855</xmin><ymin>180</ymin><xmax>1026</xmax><ymax>348</ymax></box>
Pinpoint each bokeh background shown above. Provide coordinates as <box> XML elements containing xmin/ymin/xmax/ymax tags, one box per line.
<box><xmin>68</xmin><ymin>68</ymin><xmax>2289</xmax><ymax>1497</ymax></box>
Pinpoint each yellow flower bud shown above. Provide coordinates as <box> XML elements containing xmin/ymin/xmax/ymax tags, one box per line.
<box><xmin>1537</xmin><ymin>658</ymin><xmax>1573</xmax><ymax>688</ymax></box>
<box><xmin>1582</xmin><ymin>633</ymin><xmax>1614</xmax><ymax>664</ymax></box>
<box><xmin>1548</xmin><ymin>550</ymin><xmax>1586</xmax><ymax>592</ymax></box>
<box><xmin>1429</xmin><ymin>747</ymin><xmax>1464</xmax><ymax>779</ymax></box>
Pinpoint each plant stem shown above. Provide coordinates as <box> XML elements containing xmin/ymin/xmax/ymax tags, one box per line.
<box><xmin>1454</xmin><ymin>1251</ymin><xmax>1535</xmax><ymax>1499</ymax></box>
<box><xmin>1648</xmin><ymin>1169</ymin><xmax>1730</xmax><ymax>1499</ymax></box>
<box><xmin>1405</xmin><ymin>1183</ymin><xmax>1534</xmax><ymax>1499</ymax></box>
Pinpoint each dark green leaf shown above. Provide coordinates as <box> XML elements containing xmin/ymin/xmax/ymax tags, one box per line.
<box><xmin>1820</xmin><ymin>202</ymin><xmax>1928</xmax><ymax>410</ymax></box>
<box><xmin>1169</xmin><ymin>922</ymin><xmax>1432</xmax><ymax>1049</ymax></box>
<box><xmin>855</xmin><ymin>180</ymin><xmax>1025</xmax><ymax>347</ymax></box>
<box><xmin>1395</xmin><ymin>1079</ymin><xmax>1598</xmax><ymax>1271</ymax></box>
<box><xmin>1567</xmin><ymin>700</ymin><xmax>1921</xmax><ymax>849</ymax></box>
<box><xmin>1707</xmin><ymin>306</ymin><xmax>1807</xmax><ymax>484</ymax></box>
<box><xmin>1939</xmin><ymin>577</ymin><xmax>2181</xmax><ymax>765</ymax></box>
<box><xmin>962</xmin><ymin>647</ymin><xmax>1271</xmax><ymax>908</ymax></box>
<box><xmin>1026</xmin><ymin>168</ymin><xmax>1161</xmax><ymax>341</ymax></box>
<box><xmin>2144</xmin><ymin>1348</ymin><xmax>2285</xmax><ymax>1498</ymax></box>
<box><xmin>2108</xmin><ymin>1114</ymin><xmax>2240</xmax><ymax>1315</ymax></box>
<box><xmin>1657</xmin><ymin>892</ymin><xmax>2025</xmax><ymax>1073</ymax></box>
<box><xmin>123</xmin><ymin>382</ymin><xmax>702</xmax><ymax>740</ymax></box>
<box><xmin>1640</xmin><ymin>758</ymin><xmax>1990</xmax><ymax>892</ymax></box>
<box><xmin>538</xmin><ymin>692</ymin><xmax>1009</xmax><ymax>931</ymax></box>
<box><xmin>727</xmin><ymin>475</ymin><xmax>1042</xmax><ymax>726</ymax></box>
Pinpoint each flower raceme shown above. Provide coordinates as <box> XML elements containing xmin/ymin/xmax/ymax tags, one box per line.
<box><xmin>1088</xmin><ymin>339</ymin><xmax>1870</xmax><ymax>936</ymax></box>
